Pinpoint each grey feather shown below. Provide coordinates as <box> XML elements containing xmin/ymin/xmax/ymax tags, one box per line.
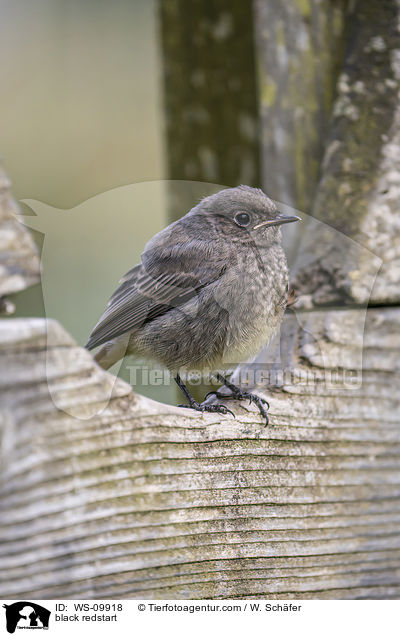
<box><xmin>85</xmin><ymin>227</ymin><xmax>229</xmax><ymax>350</ymax></box>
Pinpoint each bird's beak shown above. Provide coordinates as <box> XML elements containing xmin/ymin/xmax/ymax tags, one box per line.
<box><xmin>253</xmin><ymin>213</ymin><xmax>301</xmax><ymax>230</ymax></box>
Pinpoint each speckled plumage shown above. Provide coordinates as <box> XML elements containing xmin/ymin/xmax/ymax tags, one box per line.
<box><xmin>86</xmin><ymin>186</ymin><xmax>298</xmax><ymax>372</ymax></box>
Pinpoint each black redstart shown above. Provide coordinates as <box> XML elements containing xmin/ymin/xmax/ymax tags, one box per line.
<box><xmin>86</xmin><ymin>186</ymin><xmax>300</xmax><ymax>424</ymax></box>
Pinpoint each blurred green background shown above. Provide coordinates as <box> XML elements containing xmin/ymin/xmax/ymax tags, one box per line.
<box><xmin>0</xmin><ymin>0</ymin><xmax>164</xmax><ymax>204</ymax></box>
<box><xmin>0</xmin><ymin>0</ymin><xmax>172</xmax><ymax>400</ymax></box>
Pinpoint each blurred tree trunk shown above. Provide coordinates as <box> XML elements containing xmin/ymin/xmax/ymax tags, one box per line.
<box><xmin>159</xmin><ymin>0</ymin><xmax>261</xmax><ymax>221</ymax></box>
<box><xmin>254</xmin><ymin>0</ymin><xmax>349</xmax><ymax>210</ymax></box>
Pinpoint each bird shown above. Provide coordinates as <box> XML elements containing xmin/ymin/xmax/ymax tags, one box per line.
<box><xmin>86</xmin><ymin>185</ymin><xmax>300</xmax><ymax>424</ymax></box>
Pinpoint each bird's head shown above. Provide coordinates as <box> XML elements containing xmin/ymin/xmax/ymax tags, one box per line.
<box><xmin>190</xmin><ymin>185</ymin><xmax>300</xmax><ymax>246</ymax></box>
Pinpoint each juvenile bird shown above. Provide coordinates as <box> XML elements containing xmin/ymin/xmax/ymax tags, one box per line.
<box><xmin>86</xmin><ymin>186</ymin><xmax>300</xmax><ymax>424</ymax></box>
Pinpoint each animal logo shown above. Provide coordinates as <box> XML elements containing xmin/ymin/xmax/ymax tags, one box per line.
<box><xmin>2</xmin><ymin>602</ymin><xmax>50</xmax><ymax>633</ymax></box>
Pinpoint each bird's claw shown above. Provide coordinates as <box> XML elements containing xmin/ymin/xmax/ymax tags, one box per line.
<box><xmin>205</xmin><ymin>388</ymin><xmax>269</xmax><ymax>427</ymax></box>
<box><xmin>178</xmin><ymin>401</ymin><xmax>235</xmax><ymax>419</ymax></box>
<box><xmin>245</xmin><ymin>393</ymin><xmax>269</xmax><ymax>408</ymax></box>
<box><xmin>239</xmin><ymin>392</ymin><xmax>269</xmax><ymax>426</ymax></box>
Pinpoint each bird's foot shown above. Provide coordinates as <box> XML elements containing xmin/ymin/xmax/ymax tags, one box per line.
<box><xmin>178</xmin><ymin>400</ymin><xmax>235</xmax><ymax>418</ymax></box>
<box><xmin>205</xmin><ymin>386</ymin><xmax>270</xmax><ymax>427</ymax></box>
<box><xmin>174</xmin><ymin>372</ymin><xmax>235</xmax><ymax>419</ymax></box>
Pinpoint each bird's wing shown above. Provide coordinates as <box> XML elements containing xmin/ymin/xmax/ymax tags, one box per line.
<box><xmin>85</xmin><ymin>237</ymin><xmax>229</xmax><ymax>351</ymax></box>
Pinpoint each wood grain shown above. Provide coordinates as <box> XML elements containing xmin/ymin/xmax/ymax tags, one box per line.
<box><xmin>1</xmin><ymin>307</ymin><xmax>399</xmax><ymax>599</ymax></box>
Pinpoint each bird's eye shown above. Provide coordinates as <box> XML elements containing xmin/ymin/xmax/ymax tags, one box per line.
<box><xmin>234</xmin><ymin>212</ymin><xmax>251</xmax><ymax>227</ymax></box>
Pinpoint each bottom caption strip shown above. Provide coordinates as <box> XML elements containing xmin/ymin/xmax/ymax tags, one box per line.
<box><xmin>0</xmin><ymin>599</ymin><xmax>396</xmax><ymax>634</ymax></box>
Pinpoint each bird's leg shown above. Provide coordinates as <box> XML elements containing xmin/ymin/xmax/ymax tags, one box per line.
<box><xmin>205</xmin><ymin>372</ymin><xmax>270</xmax><ymax>426</ymax></box>
<box><xmin>174</xmin><ymin>374</ymin><xmax>235</xmax><ymax>418</ymax></box>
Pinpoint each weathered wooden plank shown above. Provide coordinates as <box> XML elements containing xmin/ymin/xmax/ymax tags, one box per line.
<box><xmin>0</xmin><ymin>305</ymin><xmax>399</xmax><ymax>599</ymax></box>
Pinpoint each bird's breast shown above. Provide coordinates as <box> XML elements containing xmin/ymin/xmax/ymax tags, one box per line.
<box><xmin>215</xmin><ymin>245</ymin><xmax>289</xmax><ymax>364</ymax></box>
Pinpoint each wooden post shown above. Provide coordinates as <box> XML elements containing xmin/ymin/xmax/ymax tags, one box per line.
<box><xmin>159</xmin><ymin>0</ymin><xmax>261</xmax><ymax>222</ymax></box>
<box><xmin>254</xmin><ymin>0</ymin><xmax>349</xmax><ymax>210</ymax></box>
